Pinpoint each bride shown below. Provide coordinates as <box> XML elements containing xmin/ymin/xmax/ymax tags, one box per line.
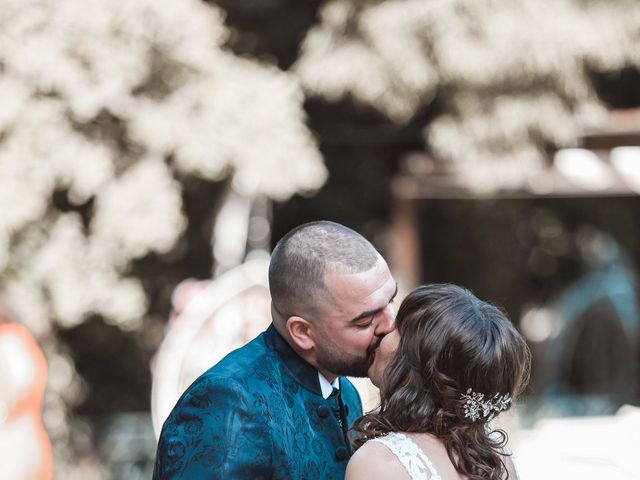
<box><xmin>346</xmin><ymin>284</ymin><xmax>530</xmax><ymax>480</ymax></box>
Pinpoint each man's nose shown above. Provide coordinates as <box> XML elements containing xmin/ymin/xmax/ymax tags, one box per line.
<box><xmin>374</xmin><ymin>304</ymin><xmax>396</xmax><ymax>336</ymax></box>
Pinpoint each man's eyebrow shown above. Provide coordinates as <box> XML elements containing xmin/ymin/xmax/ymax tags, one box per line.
<box><xmin>349</xmin><ymin>283</ymin><xmax>398</xmax><ymax>324</ymax></box>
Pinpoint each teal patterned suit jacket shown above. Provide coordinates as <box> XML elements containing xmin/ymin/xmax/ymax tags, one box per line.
<box><xmin>153</xmin><ymin>324</ymin><xmax>363</xmax><ymax>479</ymax></box>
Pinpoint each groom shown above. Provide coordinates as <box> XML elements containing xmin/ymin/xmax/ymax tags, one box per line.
<box><xmin>153</xmin><ymin>221</ymin><xmax>398</xmax><ymax>479</ymax></box>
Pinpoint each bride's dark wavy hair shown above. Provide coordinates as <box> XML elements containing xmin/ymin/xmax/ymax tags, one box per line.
<box><xmin>351</xmin><ymin>284</ymin><xmax>531</xmax><ymax>480</ymax></box>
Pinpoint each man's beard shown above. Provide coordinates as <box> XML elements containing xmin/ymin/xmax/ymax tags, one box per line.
<box><xmin>315</xmin><ymin>335</ymin><xmax>383</xmax><ymax>378</ymax></box>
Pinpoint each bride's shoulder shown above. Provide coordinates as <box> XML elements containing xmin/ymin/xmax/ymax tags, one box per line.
<box><xmin>345</xmin><ymin>436</ymin><xmax>409</xmax><ymax>480</ymax></box>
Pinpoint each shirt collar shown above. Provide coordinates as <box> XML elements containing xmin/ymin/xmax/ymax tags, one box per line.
<box><xmin>318</xmin><ymin>372</ymin><xmax>340</xmax><ymax>399</ymax></box>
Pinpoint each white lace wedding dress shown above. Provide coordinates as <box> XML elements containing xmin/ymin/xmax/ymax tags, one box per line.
<box><xmin>369</xmin><ymin>432</ymin><xmax>442</xmax><ymax>480</ymax></box>
<box><xmin>369</xmin><ymin>432</ymin><xmax>520</xmax><ymax>480</ymax></box>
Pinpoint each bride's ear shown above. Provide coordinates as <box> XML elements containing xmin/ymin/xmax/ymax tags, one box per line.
<box><xmin>286</xmin><ymin>316</ymin><xmax>315</xmax><ymax>351</ymax></box>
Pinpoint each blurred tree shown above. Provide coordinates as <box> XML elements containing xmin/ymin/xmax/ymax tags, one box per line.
<box><xmin>0</xmin><ymin>0</ymin><xmax>325</xmax><ymax>332</ymax></box>
<box><xmin>295</xmin><ymin>0</ymin><xmax>640</xmax><ymax>191</ymax></box>
<box><xmin>0</xmin><ymin>0</ymin><xmax>325</xmax><ymax>475</ymax></box>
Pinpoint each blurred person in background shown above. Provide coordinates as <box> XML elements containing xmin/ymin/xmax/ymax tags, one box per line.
<box><xmin>347</xmin><ymin>284</ymin><xmax>530</xmax><ymax>480</ymax></box>
<box><xmin>153</xmin><ymin>221</ymin><xmax>397</xmax><ymax>479</ymax></box>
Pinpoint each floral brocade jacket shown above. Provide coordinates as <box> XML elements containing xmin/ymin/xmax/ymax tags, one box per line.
<box><xmin>153</xmin><ymin>324</ymin><xmax>363</xmax><ymax>479</ymax></box>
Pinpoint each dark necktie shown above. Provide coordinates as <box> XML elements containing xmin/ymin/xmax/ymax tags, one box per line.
<box><xmin>327</xmin><ymin>387</ymin><xmax>342</xmax><ymax>427</ymax></box>
<box><xmin>328</xmin><ymin>386</ymin><xmax>350</xmax><ymax>448</ymax></box>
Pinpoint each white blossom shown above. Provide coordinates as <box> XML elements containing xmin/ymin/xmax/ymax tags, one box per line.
<box><xmin>0</xmin><ymin>0</ymin><xmax>325</xmax><ymax>330</ymax></box>
<box><xmin>91</xmin><ymin>159</ymin><xmax>186</xmax><ymax>261</ymax></box>
<box><xmin>296</xmin><ymin>0</ymin><xmax>640</xmax><ymax>191</ymax></box>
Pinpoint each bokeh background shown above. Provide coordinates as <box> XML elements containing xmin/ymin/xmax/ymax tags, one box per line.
<box><xmin>1</xmin><ymin>0</ymin><xmax>640</xmax><ymax>478</ymax></box>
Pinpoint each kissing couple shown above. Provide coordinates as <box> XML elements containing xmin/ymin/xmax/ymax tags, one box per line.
<box><xmin>154</xmin><ymin>221</ymin><xmax>530</xmax><ymax>480</ymax></box>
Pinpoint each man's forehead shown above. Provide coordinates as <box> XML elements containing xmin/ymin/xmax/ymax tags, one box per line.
<box><xmin>323</xmin><ymin>259</ymin><xmax>395</xmax><ymax>302</ymax></box>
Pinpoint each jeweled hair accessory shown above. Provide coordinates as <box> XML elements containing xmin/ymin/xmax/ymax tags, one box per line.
<box><xmin>460</xmin><ymin>388</ymin><xmax>512</xmax><ymax>421</ymax></box>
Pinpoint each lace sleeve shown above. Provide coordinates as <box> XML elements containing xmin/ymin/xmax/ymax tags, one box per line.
<box><xmin>369</xmin><ymin>433</ymin><xmax>441</xmax><ymax>480</ymax></box>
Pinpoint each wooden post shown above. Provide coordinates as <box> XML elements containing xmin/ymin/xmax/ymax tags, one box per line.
<box><xmin>390</xmin><ymin>178</ymin><xmax>422</xmax><ymax>291</ymax></box>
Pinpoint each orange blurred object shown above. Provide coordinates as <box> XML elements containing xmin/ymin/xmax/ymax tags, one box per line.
<box><xmin>0</xmin><ymin>323</ymin><xmax>53</xmax><ymax>480</ymax></box>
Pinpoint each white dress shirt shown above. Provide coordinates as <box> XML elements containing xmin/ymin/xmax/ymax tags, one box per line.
<box><xmin>318</xmin><ymin>372</ymin><xmax>340</xmax><ymax>399</ymax></box>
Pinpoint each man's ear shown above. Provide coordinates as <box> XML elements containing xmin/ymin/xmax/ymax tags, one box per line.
<box><xmin>286</xmin><ymin>316</ymin><xmax>316</xmax><ymax>351</ymax></box>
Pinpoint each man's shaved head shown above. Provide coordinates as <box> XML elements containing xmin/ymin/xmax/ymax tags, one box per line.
<box><xmin>269</xmin><ymin>221</ymin><xmax>380</xmax><ymax>322</ymax></box>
